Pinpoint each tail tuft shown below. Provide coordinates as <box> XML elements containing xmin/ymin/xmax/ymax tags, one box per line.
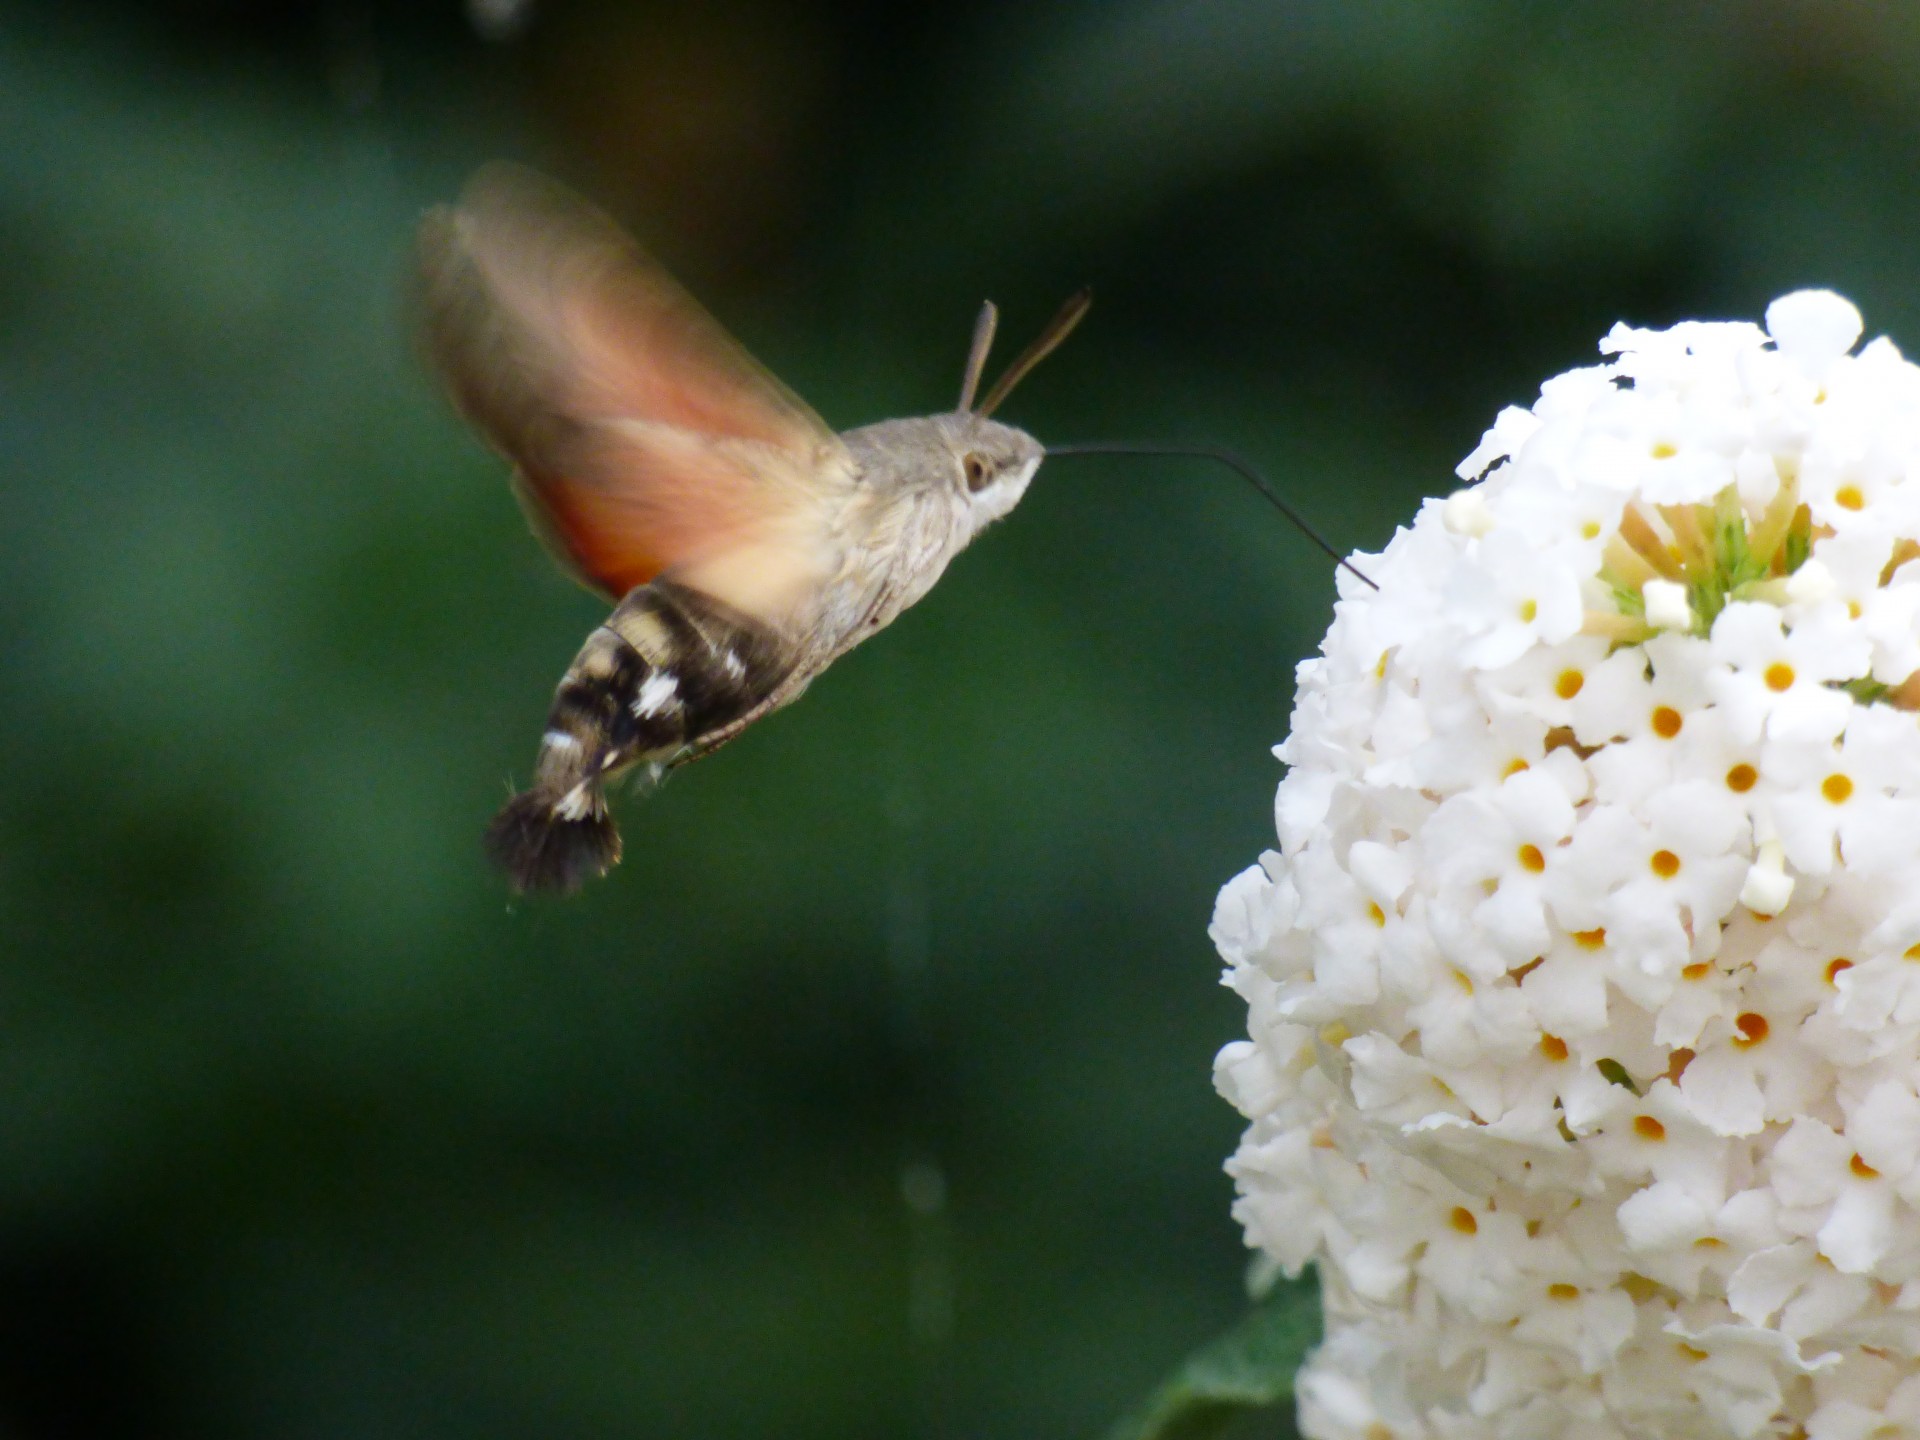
<box><xmin>484</xmin><ymin>787</ymin><xmax>623</xmax><ymax>894</ymax></box>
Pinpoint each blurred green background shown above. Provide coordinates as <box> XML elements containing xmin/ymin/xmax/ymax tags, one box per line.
<box><xmin>8</xmin><ymin>2</ymin><xmax>1920</xmax><ymax>1435</ymax></box>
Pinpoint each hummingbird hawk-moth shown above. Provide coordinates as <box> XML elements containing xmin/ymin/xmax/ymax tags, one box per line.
<box><xmin>419</xmin><ymin>165</ymin><xmax>1089</xmax><ymax>893</ymax></box>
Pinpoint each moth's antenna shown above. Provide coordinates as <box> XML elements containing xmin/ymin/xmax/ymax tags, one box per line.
<box><xmin>1046</xmin><ymin>441</ymin><xmax>1378</xmax><ymax>590</ymax></box>
<box><xmin>957</xmin><ymin>301</ymin><xmax>999</xmax><ymax>413</ymax></box>
<box><xmin>976</xmin><ymin>289</ymin><xmax>1093</xmax><ymax>419</ymax></box>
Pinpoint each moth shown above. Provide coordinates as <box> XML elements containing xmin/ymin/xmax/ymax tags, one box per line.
<box><xmin>419</xmin><ymin>165</ymin><xmax>1089</xmax><ymax>893</ymax></box>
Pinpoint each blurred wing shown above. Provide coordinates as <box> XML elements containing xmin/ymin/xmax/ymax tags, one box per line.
<box><xmin>418</xmin><ymin>163</ymin><xmax>854</xmax><ymax>618</ymax></box>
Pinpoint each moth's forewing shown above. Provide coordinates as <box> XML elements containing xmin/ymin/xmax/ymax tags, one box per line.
<box><xmin>418</xmin><ymin>162</ymin><xmax>853</xmax><ymax>620</ymax></box>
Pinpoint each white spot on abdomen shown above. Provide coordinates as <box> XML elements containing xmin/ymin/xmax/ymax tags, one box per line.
<box><xmin>632</xmin><ymin>672</ymin><xmax>680</xmax><ymax>719</ymax></box>
<box><xmin>721</xmin><ymin>649</ymin><xmax>746</xmax><ymax>680</ymax></box>
<box><xmin>554</xmin><ymin>782</ymin><xmax>594</xmax><ymax>821</ymax></box>
<box><xmin>541</xmin><ymin>730</ymin><xmax>582</xmax><ymax>756</ymax></box>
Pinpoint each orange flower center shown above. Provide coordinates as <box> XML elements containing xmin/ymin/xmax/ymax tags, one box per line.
<box><xmin>1732</xmin><ymin>1012</ymin><xmax>1769</xmax><ymax>1047</ymax></box>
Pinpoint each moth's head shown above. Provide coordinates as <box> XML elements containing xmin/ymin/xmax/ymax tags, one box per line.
<box><xmin>927</xmin><ymin>288</ymin><xmax>1089</xmax><ymax>533</ymax></box>
<box><xmin>936</xmin><ymin>412</ymin><xmax>1044</xmax><ymax>529</ymax></box>
<box><xmin>842</xmin><ymin>413</ymin><xmax>1043</xmax><ymax>535</ymax></box>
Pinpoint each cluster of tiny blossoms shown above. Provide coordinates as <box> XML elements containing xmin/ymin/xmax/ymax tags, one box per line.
<box><xmin>1214</xmin><ymin>293</ymin><xmax>1920</xmax><ymax>1439</ymax></box>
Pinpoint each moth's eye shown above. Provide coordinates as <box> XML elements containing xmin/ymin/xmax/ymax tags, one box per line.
<box><xmin>963</xmin><ymin>452</ymin><xmax>993</xmax><ymax>492</ymax></box>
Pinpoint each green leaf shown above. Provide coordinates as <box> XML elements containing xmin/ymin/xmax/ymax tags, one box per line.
<box><xmin>1105</xmin><ymin>1277</ymin><xmax>1321</xmax><ymax>1440</ymax></box>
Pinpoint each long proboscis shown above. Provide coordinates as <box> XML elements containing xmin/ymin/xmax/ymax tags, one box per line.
<box><xmin>1046</xmin><ymin>442</ymin><xmax>1378</xmax><ymax>590</ymax></box>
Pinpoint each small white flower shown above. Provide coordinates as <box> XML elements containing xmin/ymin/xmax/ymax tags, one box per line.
<box><xmin>1218</xmin><ymin>291</ymin><xmax>1920</xmax><ymax>1438</ymax></box>
<box><xmin>1707</xmin><ymin>601</ymin><xmax>1869</xmax><ymax>745</ymax></box>
<box><xmin>1447</xmin><ymin>529</ymin><xmax>1586</xmax><ymax>670</ymax></box>
<box><xmin>1767</xmin><ymin>708</ymin><xmax>1920</xmax><ymax>878</ymax></box>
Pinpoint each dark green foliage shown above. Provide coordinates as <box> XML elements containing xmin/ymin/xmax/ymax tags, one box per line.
<box><xmin>1107</xmin><ymin>1277</ymin><xmax>1320</xmax><ymax>1440</ymax></box>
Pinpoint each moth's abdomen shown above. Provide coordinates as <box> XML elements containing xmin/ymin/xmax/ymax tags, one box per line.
<box><xmin>485</xmin><ymin>582</ymin><xmax>791</xmax><ymax>892</ymax></box>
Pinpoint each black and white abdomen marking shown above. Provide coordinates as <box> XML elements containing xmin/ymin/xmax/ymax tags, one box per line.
<box><xmin>486</xmin><ymin>581</ymin><xmax>791</xmax><ymax>892</ymax></box>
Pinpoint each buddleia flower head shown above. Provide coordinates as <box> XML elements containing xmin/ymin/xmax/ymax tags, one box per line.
<box><xmin>1215</xmin><ymin>291</ymin><xmax>1920</xmax><ymax>1439</ymax></box>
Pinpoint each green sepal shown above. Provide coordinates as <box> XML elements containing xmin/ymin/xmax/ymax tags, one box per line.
<box><xmin>1596</xmin><ymin>1057</ymin><xmax>1641</xmax><ymax>1094</ymax></box>
<box><xmin>1105</xmin><ymin>1276</ymin><xmax>1321</xmax><ymax>1440</ymax></box>
<box><xmin>1609</xmin><ymin>580</ymin><xmax>1647</xmax><ymax>617</ymax></box>
<box><xmin>1782</xmin><ymin>509</ymin><xmax>1812</xmax><ymax>574</ymax></box>
<box><xmin>1837</xmin><ymin>676</ymin><xmax>1893</xmax><ymax>705</ymax></box>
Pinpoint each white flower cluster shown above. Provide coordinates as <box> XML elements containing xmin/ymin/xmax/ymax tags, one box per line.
<box><xmin>1214</xmin><ymin>291</ymin><xmax>1920</xmax><ymax>1439</ymax></box>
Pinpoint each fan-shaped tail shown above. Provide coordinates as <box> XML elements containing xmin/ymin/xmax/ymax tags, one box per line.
<box><xmin>485</xmin><ymin>785</ymin><xmax>623</xmax><ymax>894</ymax></box>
